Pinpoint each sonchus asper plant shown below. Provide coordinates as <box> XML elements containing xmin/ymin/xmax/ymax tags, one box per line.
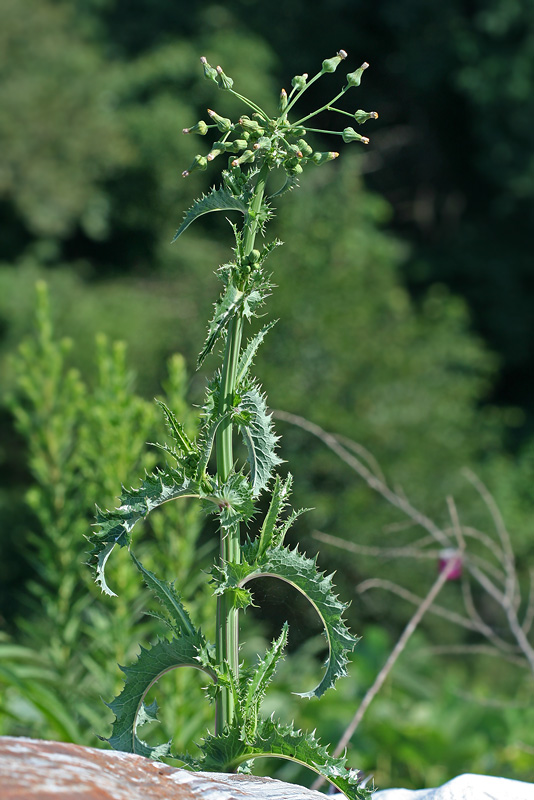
<box><xmin>88</xmin><ymin>50</ymin><xmax>377</xmax><ymax>799</ymax></box>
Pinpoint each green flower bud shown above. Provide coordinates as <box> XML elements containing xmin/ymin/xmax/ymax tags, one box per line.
<box><xmin>182</xmin><ymin>120</ymin><xmax>209</xmax><ymax>135</ymax></box>
<box><xmin>231</xmin><ymin>149</ymin><xmax>255</xmax><ymax>167</ymax></box>
<box><xmin>287</xmin><ymin>162</ymin><xmax>304</xmax><ymax>176</ymax></box>
<box><xmin>211</xmin><ymin>140</ymin><xmax>232</xmax><ymax>152</ymax></box>
<box><xmin>239</xmin><ymin>117</ymin><xmax>265</xmax><ymax>135</ymax></box>
<box><xmin>228</xmin><ymin>138</ymin><xmax>248</xmax><ymax>153</ymax></box>
<box><xmin>285</xmin><ymin>156</ymin><xmax>300</xmax><ymax>169</ymax></box>
<box><xmin>342</xmin><ymin>126</ymin><xmax>369</xmax><ymax>144</ymax></box>
<box><xmin>248</xmin><ymin>249</ymin><xmax>261</xmax><ymax>264</ymax></box>
<box><xmin>291</xmin><ymin>73</ymin><xmax>308</xmax><ymax>90</ymax></box>
<box><xmin>215</xmin><ymin>65</ymin><xmax>234</xmax><ymax>90</ymax></box>
<box><xmin>290</xmin><ymin>126</ymin><xmax>307</xmax><ymax>138</ymax></box>
<box><xmin>354</xmin><ymin>109</ymin><xmax>379</xmax><ymax>125</ymax></box>
<box><xmin>321</xmin><ymin>50</ymin><xmax>348</xmax><ymax>74</ymax></box>
<box><xmin>207</xmin><ymin>145</ymin><xmax>226</xmax><ymax>161</ymax></box>
<box><xmin>297</xmin><ymin>138</ymin><xmax>313</xmax><ymax>157</ymax></box>
<box><xmin>200</xmin><ymin>56</ymin><xmax>218</xmax><ymax>83</ymax></box>
<box><xmin>345</xmin><ymin>62</ymin><xmax>369</xmax><ymax>88</ymax></box>
<box><xmin>182</xmin><ymin>154</ymin><xmax>208</xmax><ymax>177</ymax></box>
<box><xmin>311</xmin><ymin>151</ymin><xmax>339</xmax><ymax>165</ymax></box>
<box><xmin>207</xmin><ymin>109</ymin><xmax>233</xmax><ymax>133</ymax></box>
<box><xmin>278</xmin><ymin>88</ymin><xmax>288</xmax><ymax>114</ymax></box>
<box><xmin>287</xmin><ymin>143</ymin><xmax>303</xmax><ymax>158</ymax></box>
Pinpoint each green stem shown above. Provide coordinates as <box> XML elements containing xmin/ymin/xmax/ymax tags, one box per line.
<box><xmin>301</xmin><ymin>127</ymin><xmax>344</xmax><ymax>136</ymax></box>
<box><xmin>283</xmin><ymin>69</ymin><xmax>323</xmax><ymax>117</ymax></box>
<box><xmin>325</xmin><ymin>105</ymin><xmax>355</xmax><ymax>119</ymax></box>
<box><xmin>227</xmin><ymin>88</ymin><xmax>269</xmax><ymax>120</ymax></box>
<box><xmin>292</xmin><ymin>87</ymin><xmax>348</xmax><ymax>127</ymax></box>
<box><xmin>215</xmin><ymin>162</ymin><xmax>270</xmax><ymax>734</ymax></box>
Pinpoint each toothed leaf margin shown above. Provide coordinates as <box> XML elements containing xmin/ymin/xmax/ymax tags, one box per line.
<box><xmin>213</xmin><ymin>544</ymin><xmax>359</xmax><ymax>698</ymax></box>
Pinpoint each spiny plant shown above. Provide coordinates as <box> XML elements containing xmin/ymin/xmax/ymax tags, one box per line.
<box><xmin>88</xmin><ymin>49</ymin><xmax>377</xmax><ymax>799</ymax></box>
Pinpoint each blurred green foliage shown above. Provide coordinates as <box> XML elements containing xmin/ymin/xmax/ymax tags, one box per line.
<box><xmin>1</xmin><ymin>284</ymin><xmax>214</xmax><ymax>754</ymax></box>
<box><xmin>0</xmin><ymin>0</ymin><xmax>533</xmax><ymax>790</ymax></box>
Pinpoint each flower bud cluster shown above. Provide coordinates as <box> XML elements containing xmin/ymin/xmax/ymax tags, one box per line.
<box><xmin>182</xmin><ymin>53</ymin><xmax>377</xmax><ymax>179</ymax></box>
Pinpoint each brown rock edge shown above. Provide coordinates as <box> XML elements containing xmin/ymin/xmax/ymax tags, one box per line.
<box><xmin>0</xmin><ymin>736</ymin><xmax>331</xmax><ymax>800</ymax></box>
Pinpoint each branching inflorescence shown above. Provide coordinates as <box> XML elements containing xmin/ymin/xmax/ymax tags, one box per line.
<box><xmin>87</xmin><ymin>50</ymin><xmax>377</xmax><ymax>799</ymax></box>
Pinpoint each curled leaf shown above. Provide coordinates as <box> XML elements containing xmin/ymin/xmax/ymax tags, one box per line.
<box><xmin>105</xmin><ymin>634</ymin><xmax>215</xmax><ymax>758</ymax></box>
<box><xmin>213</xmin><ymin>544</ymin><xmax>358</xmax><ymax>698</ymax></box>
<box><xmin>89</xmin><ymin>469</ymin><xmax>201</xmax><ymax>596</ymax></box>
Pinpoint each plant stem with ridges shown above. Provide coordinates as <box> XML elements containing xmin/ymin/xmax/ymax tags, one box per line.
<box><xmin>215</xmin><ymin>163</ymin><xmax>269</xmax><ymax>734</ymax></box>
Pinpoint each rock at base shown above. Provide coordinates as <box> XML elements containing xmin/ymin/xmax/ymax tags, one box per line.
<box><xmin>0</xmin><ymin>736</ymin><xmax>329</xmax><ymax>800</ymax></box>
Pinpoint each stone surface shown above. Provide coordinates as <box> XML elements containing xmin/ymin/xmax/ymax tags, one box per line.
<box><xmin>373</xmin><ymin>773</ymin><xmax>534</xmax><ymax>800</ymax></box>
<box><xmin>0</xmin><ymin>736</ymin><xmax>331</xmax><ymax>800</ymax></box>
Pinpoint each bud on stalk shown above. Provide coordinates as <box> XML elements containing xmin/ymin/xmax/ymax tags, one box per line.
<box><xmin>311</xmin><ymin>151</ymin><xmax>339</xmax><ymax>165</ymax></box>
<box><xmin>182</xmin><ymin>120</ymin><xmax>209</xmax><ymax>136</ymax></box>
<box><xmin>231</xmin><ymin>150</ymin><xmax>255</xmax><ymax>167</ymax></box>
<box><xmin>200</xmin><ymin>56</ymin><xmax>218</xmax><ymax>83</ymax></box>
<box><xmin>207</xmin><ymin>109</ymin><xmax>233</xmax><ymax>133</ymax></box>
<box><xmin>297</xmin><ymin>139</ymin><xmax>313</xmax><ymax>157</ymax></box>
<box><xmin>239</xmin><ymin>117</ymin><xmax>265</xmax><ymax>135</ymax></box>
<box><xmin>345</xmin><ymin>62</ymin><xmax>369</xmax><ymax>88</ymax></box>
<box><xmin>215</xmin><ymin>65</ymin><xmax>234</xmax><ymax>90</ymax></box>
<box><xmin>321</xmin><ymin>50</ymin><xmax>348</xmax><ymax>74</ymax></box>
<box><xmin>342</xmin><ymin>127</ymin><xmax>369</xmax><ymax>144</ymax></box>
<box><xmin>291</xmin><ymin>73</ymin><xmax>308</xmax><ymax>91</ymax></box>
<box><xmin>182</xmin><ymin>154</ymin><xmax>208</xmax><ymax>177</ymax></box>
<box><xmin>354</xmin><ymin>109</ymin><xmax>379</xmax><ymax>125</ymax></box>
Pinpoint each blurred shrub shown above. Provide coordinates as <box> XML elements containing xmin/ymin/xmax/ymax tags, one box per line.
<box><xmin>0</xmin><ymin>283</ymin><xmax>214</xmax><ymax>752</ymax></box>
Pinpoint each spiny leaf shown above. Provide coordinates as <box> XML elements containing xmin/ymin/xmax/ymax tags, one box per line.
<box><xmin>255</xmin><ymin>473</ymin><xmax>293</xmax><ymax>558</ymax></box>
<box><xmin>241</xmin><ymin>269</ymin><xmax>275</xmax><ymax>320</ymax></box>
<box><xmin>106</xmin><ymin>634</ymin><xmax>215</xmax><ymax>758</ymax></box>
<box><xmin>198</xmin><ymin>284</ymin><xmax>244</xmax><ymax>367</ymax></box>
<box><xmin>236</xmin><ymin>320</ymin><xmax>277</xmax><ymax>385</ymax></box>
<box><xmin>172</xmin><ymin>186</ymin><xmax>248</xmax><ymax>242</ymax></box>
<box><xmin>90</xmin><ymin>469</ymin><xmax>201</xmax><ymax>596</ymax></box>
<box><xmin>272</xmin><ymin>506</ymin><xmax>310</xmax><ymax>549</ymax></box>
<box><xmin>155</xmin><ymin>399</ymin><xmax>194</xmax><ymax>455</ymax></box>
<box><xmin>202</xmin><ymin>471</ymin><xmax>255</xmax><ymax>530</ymax></box>
<box><xmin>269</xmin><ymin>174</ymin><xmax>300</xmax><ymax>199</ymax></box>
<box><xmin>189</xmin><ymin>718</ymin><xmax>369</xmax><ymax>800</ymax></box>
<box><xmin>214</xmin><ymin>544</ymin><xmax>359</xmax><ymax>698</ymax></box>
<box><xmin>257</xmin><ymin>237</ymin><xmax>284</xmax><ymax>261</ymax></box>
<box><xmin>148</xmin><ymin>440</ymin><xmax>182</xmax><ymax>463</ymax></box>
<box><xmin>240</xmin><ymin>622</ymin><xmax>288</xmax><ymax>743</ymax></box>
<box><xmin>234</xmin><ymin>385</ymin><xmax>282</xmax><ymax>497</ymax></box>
<box><xmin>130</xmin><ymin>553</ymin><xmax>196</xmax><ymax>637</ymax></box>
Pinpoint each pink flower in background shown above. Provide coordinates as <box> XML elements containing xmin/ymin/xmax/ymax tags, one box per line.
<box><xmin>439</xmin><ymin>548</ymin><xmax>463</xmax><ymax>580</ymax></box>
